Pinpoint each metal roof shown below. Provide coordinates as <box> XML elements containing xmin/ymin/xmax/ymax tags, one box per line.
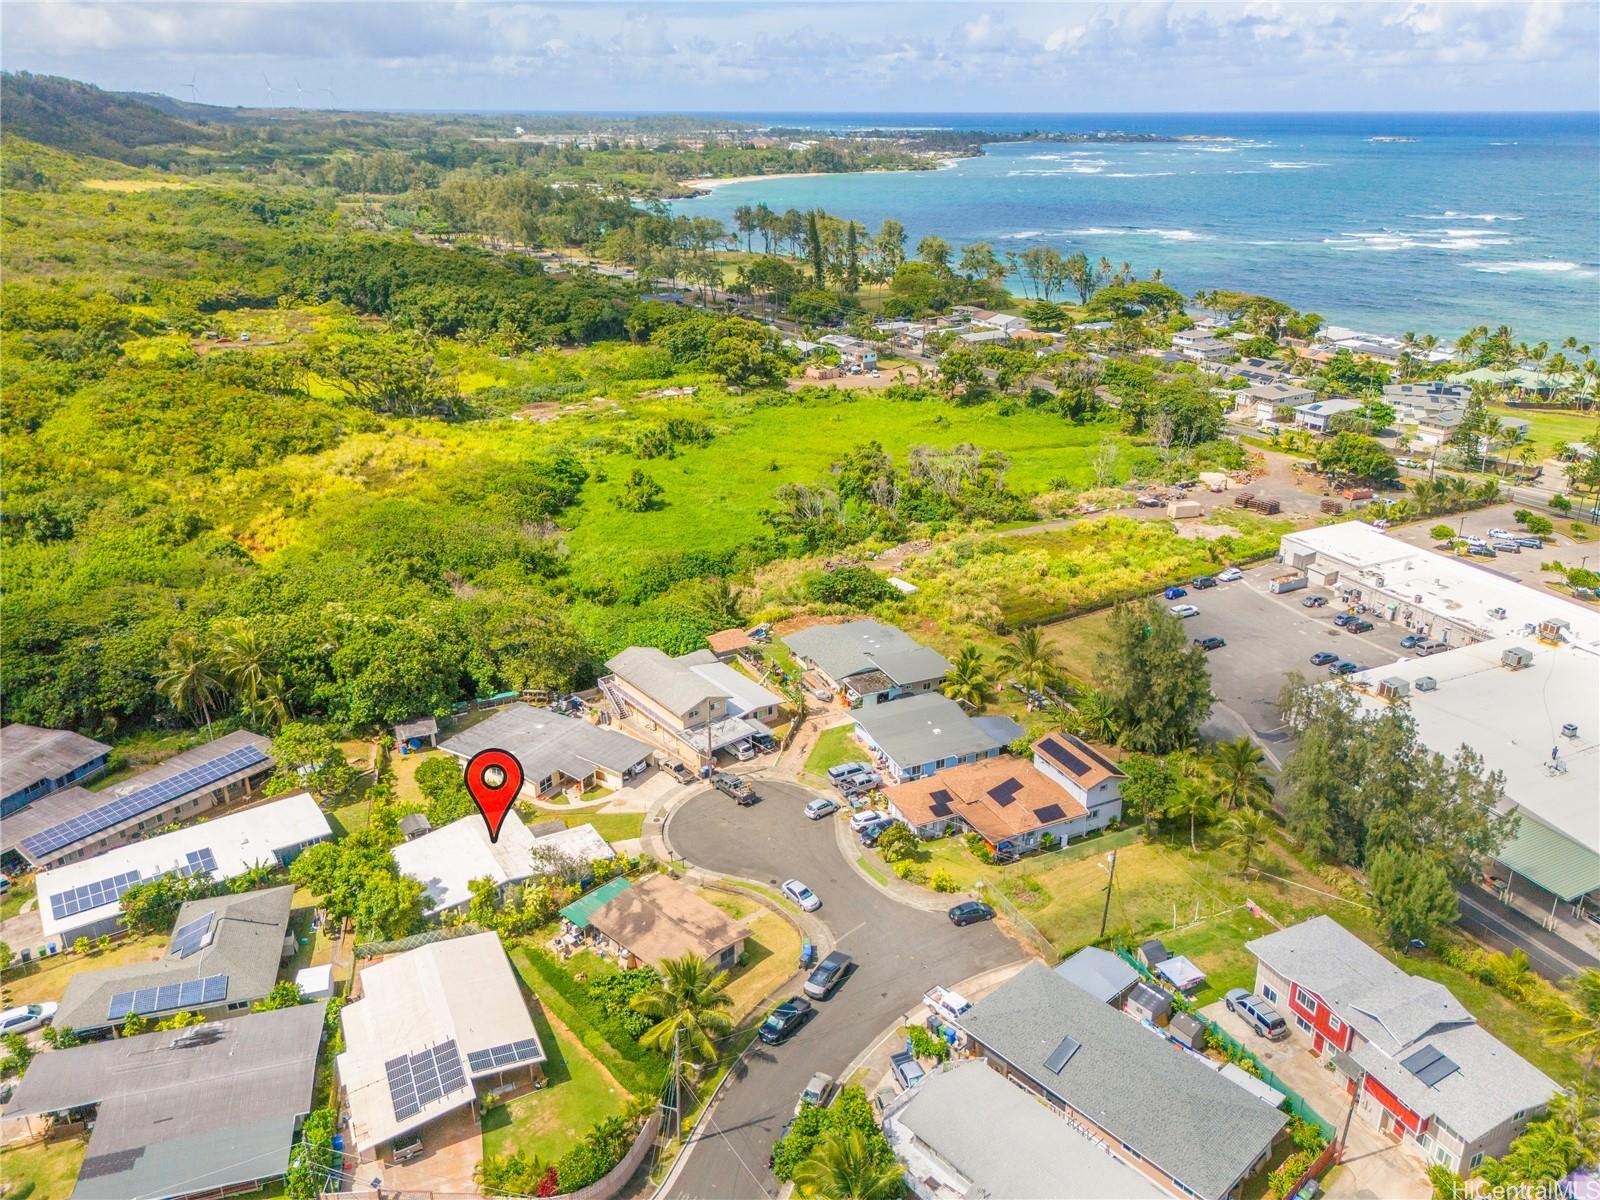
<box><xmin>1497</xmin><ymin>811</ymin><xmax>1600</xmax><ymax>902</ymax></box>
<box><xmin>559</xmin><ymin>877</ymin><xmax>634</xmax><ymax>929</ymax></box>
<box><xmin>0</xmin><ymin>724</ymin><xmax>110</xmax><ymax>799</ymax></box>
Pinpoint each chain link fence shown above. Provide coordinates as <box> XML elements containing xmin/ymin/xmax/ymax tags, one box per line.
<box><xmin>355</xmin><ymin>922</ymin><xmax>487</xmax><ymax>959</ymax></box>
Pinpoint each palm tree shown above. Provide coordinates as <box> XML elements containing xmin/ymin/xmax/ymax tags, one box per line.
<box><xmin>213</xmin><ymin>619</ymin><xmax>272</xmax><ymax>717</ymax></box>
<box><xmin>1541</xmin><ymin>967</ymin><xmax>1600</xmax><ymax>1083</ymax></box>
<box><xmin>1208</xmin><ymin>738</ymin><xmax>1271</xmax><ymax>810</ymax></box>
<box><xmin>995</xmin><ymin>628</ymin><xmax>1063</xmax><ymax>698</ymax></box>
<box><xmin>793</xmin><ymin>1129</ymin><xmax>905</xmax><ymax>1200</ymax></box>
<box><xmin>1163</xmin><ymin>752</ymin><xmax>1215</xmax><ymax>852</ymax></box>
<box><xmin>1222</xmin><ymin>809</ymin><xmax>1272</xmax><ymax>875</ymax></box>
<box><xmin>1071</xmin><ymin>689</ymin><xmax>1119</xmax><ymax>743</ymax></box>
<box><xmin>942</xmin><ymin>644</ymin><xmax>996</xmax><ymax>712</ymax></box>
<box><xmin>628</xmin><ymin>953</ymin><xmax>734</xmax><ymax>1069</ymax></box>
<box><xmin>157</xmin><ymin>631</ymin><xmax>225</xmax><ymax>736</ymax></box>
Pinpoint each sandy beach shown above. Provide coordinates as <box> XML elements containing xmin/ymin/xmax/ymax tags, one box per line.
<box><xmin>683</xmin><ymin>158</ymin><xmax>963</xmax><ymax>192</ymax></box>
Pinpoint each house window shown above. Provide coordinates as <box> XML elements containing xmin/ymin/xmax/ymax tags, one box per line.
<box><xmin>1295</xmin><ymin>1015</ymin><xmax>1313</xmax><ymax>1035</ymax></box>
<box><xmin>1328</xmin><ymin>1013</ymin><xmax>1342</xmax><ymax>1033</ymax></box>
<box><xmin>1296</xmin><ymin>986</ymin><xmax>1318</xmax><ymax>1015</ymax></box>
<box><xmin>1469</xmin><ymin>1153</ymin><xmax>1483</xmax><ymax>1169</ymax></box>
<box><xmin>1260</xmin><ymin>983</ymin><xmax>1278</xmax><ymax>1004</ymax></box>
<box><xmin>687</xmin><ymin>708</ymin><xmax>698</xmax><ymax>718</ymax></box>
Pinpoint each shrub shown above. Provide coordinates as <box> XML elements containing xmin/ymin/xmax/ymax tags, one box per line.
<box><xmin>892</xmin><ymin>860</ymin><xmax>926</xmax><ymax>885</ymax></box>
<box><xmin>1267</xmin><ymin>1150</ymin><xmax>1316</xmax><ymax>1199</ymax></box>
<box><xmin>520</xmin><ymin>949</ymin><xmax>667</xmax><ymax>1094</ymax></box>
<box><xmin>928</xmin><ymin>868</ymin><xmax>958</xmax><ymax>893</ymax></box>
<box><xmin>963</xmin><ymin>832</ymin><xmax>994</xmax><ymax>864</ymax></box>
<box><xmin>555</xmin><ymin>1114</ymin><xmax>636</xmax><ymax>1192</ymax></box>
<box><xmin>1429</xmin><ymin>524</ymin><xmax>1455</xmax><ymax>543</ymax></box>
<box><xmin>904</xmin><ymin>1025</ymin><xmax>951</xmax><ymax>1061</ymax></box>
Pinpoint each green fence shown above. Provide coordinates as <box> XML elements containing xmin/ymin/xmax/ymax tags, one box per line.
<box><xmin>1113</xmin><ymin>945</ymin><xmax>1336</xmax><ymax>1141</ymax></box>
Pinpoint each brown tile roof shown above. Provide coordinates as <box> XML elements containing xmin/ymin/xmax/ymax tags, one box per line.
<box><xmin>885</xmin><ymin>757</ymin><xmax>1085</xmax><ymax>845</ymax></box>
<box><xmin>706</xmin><ymin>629</ymin><xmax>752</xmax><ymax>655</ymax></box>
<box><xmin>1032</xmin><ymin>732</ymin><xmax>1125</xmax><ymax>790</ymax></box>
<box><xmin>587</xmin><ymin>875</ymin><xmax>749</xmax><ymax>967</ymax></box>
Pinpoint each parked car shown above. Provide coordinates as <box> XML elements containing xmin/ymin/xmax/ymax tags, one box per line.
<box><xmin>1492</xmin><ymin>540</ymin><xmax>1521</xmax><ymax>554</ymax></box>
<box><xmin>782</xmin><ymin>879</ymin><xmax>822</xmax><ymax>912</ymax></box>
<box><xmin>890</xmin><ymin>1050</ymin><xmax>927</xmax><ymax>1091</ymax></box>
<box><xmin>948</xmin><ymin>901</ymin><xmax>994</xmax><ymax>926</ymax></box>
<box><xmin>712</xmin><ymin>771</ymin><xmax>755</xmax><ymax>805</ymax></box>
<box><xmin>731</xmin><ymin>740</ymin><xmax>757</xmax><ymax>762</ymax></box>
<box><xmin>1193</xmin><ymin>635</ymin><xmax>1226</xmax><ymax>651</ymax></box>
<box><xmin>1170</xmin><ymin>603</ymin><xmax>1200</xmax><ymax>618</ymax></box>
<box><xmin>828</xmin><ymin>762</ymin><xmax>875</xmax><ymax>783</ymax></box>
<box><xmin>1217</xmin><ymin>567</ymin><xmax>1244</xmax><ymax>583</ymax></box>
<box><xmin>1302</xmin><ymin>595</ymin><xmax>1329</xmax><ymax>608</ymax></box>
<box><xmin>1332</xmin><ymin>612</ymin><xmax>1355</xmax><ymax>627</ymax></box>
<box><xmin>1163</xmin><ymin>585</ymin><xmax>1188</xmax><ymax>600</ymax></box>
<box><xmin>1310</xmin><ymin>652</ymin><xmax>1340</xmax><ymax>666</ymax></box>
<box><xmin>804</xmin><ymin>796</ymin><xmax>839</xmax><ymax>820</ymax></box>
<box><xmin>667</xmin><ymin>761</ymin><xmax>697</xmax><ymax>785</ymax></box>
<box><xmin>1399</xmin><ymin>635</ymin><xmax>1426</xmax><ymax>649</ymax></box>
<box><xmin>850</xmin><ymin>809</ymin><xmax>887</xmax><ymax>832</ymax></box>
<box><xmin>804</xmin><ymin>951</ymin><xmax>853</xmax><ymax>999</ymax></box>
<box><xmin>1191</xmin><ymin>575</ymin><xmax>1218</xmax><ymax>590</ymax></box>
<box><xmin>759</xmin><ymin>997</ymin><xmax>814</xmax><ymax>1045</ymax></box>
<box><xmin>391</xmin><ymin>1132</ymin><xmax>426</xmax><ymax>1164</ymax></box>
<box><xmin>1346</xmin><ymin>619</ymin><xmax>1375</xmax><ymax>634</ymax></box>
<box><xmin>1225</xmin><ymin>988</ymin><xmax>1289</xmax><ymax>1041</ymax></box>
<box><xmin>795</xmin><ymin>1071</ymin><xmax>835</xmax><ymax>1112</ymax></box>
<box><xmin>1488</xmin><ymin>527</ymin><xmax>1514</xmax><ymax>539</ymax></box>
<box><xmin>860</xmin><ymin>819</ymin><xmax>898</xmax><ymax>847</ymax></box>
<box><xmin>1414</xmin><ymin>642</ymin><xmax>1448</xmax><ymax>656</ymax></box>
<box><xmin>1516</xmin><ymin>536</ymin><xmax>1543</xmax><ymax>549</ymax></box>
<box><xmin>1329</xmin><ymin>661</ymin><xmax>1361</xmax><ymax>676</ymax></box>
<box><xmin>1468</xmin><ymin>544</ymin><xmax>1496</xmax><ymax>558</ymax></box>
<box><xmin>0</xmin><ymin>1003</ymin><xmax>56</xmax><ymax>1036</ymax></box>
<box><xmin>808</xmin><ymin>685</ymin><xmax>835</xmax><ymax>703</ymax></box>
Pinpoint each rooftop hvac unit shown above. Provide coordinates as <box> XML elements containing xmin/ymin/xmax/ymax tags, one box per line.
<box><xmin>1562</xmin><ymin>723</ymin><xmax>1580</xmax><ymax>739</ymax></box>
<box><xmin>1414</xmin><ymin>676</ymin><xmax>1438</xmax><ymax>692</ymax></box>
<box><xmin>1377</xmin><ymin>678</ymin><xmax>1411</xmax><ymax>700</ymax></box>
<box><xmin>1501</xmin><ymin>647</ymin><xmax>1533</xmax><ymax>670</ymax></box>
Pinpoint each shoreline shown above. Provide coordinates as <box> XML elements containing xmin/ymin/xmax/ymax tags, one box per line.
<box><xmin>683</xmin><ymin>159</ymin><xmax>962</xmax><ymax>192</ymax></box>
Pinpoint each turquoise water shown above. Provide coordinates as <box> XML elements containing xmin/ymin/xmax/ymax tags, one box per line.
<box><xmin>672</xmin><ymin>112</ymin><xmax>1600</xmax><ymax>345</ymax></box>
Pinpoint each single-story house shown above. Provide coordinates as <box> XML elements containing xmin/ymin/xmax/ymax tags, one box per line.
<box><xmin>1294</xmin><ymin>396</ymin><xmax>1363</xmax><ymax>432</ymax></box>
<box><xmin>882</xmin><ymin>1059</ymin><xmax>1165</xmax><ymax>1200</ymax></box>
<box><xmin>1124</xmin><ymin>979</ymin><xmax>1173</xmax><ymax>1026</ymax></box>
<box><xmin>1053</xmin><ymin>946</ymin><xmax>1141</xmax><ymax>1005</ymax></box>
<box><xmin>392</xmin><ymin>811</ymin><xmax>615</xmax><ymax>914</ymax></box>
<box><xmin>1</xmin><ymin>1002</ymin><xmax>325</xmax><ymax>1200</ymax></box>
<box><xmin>1447</xmin><ymin>366</ymin><xmax>1563</xmax><ymax>396</ymax></box>
<box><xmin>958</xmin><ymin>328</ymin><xmax>1010</xmax><ymax>346</ymax></box>
<box><xmin>783</xmin><ymin>620</ymin><xmax>950</xmax><ymax>709</ymax></box>
<box><xmin>55</xmin><ymin>885</ymin><xmax>294</xmax><ymax>1036</ymax></box>
<box><xmin>852</xmin><ymin>693</ymin><xmax>1023</xmax><ymax>784</ymax></box>
<box><xmin>340</xmin><ymin>932</ymin><xmax>545</xmax><ymax>1160</ymax></box>
<box><xmin>1247</xmin><ymin>916</ymin><xmax>1559</xmax><ymax>1176</ymax></box>
<box><xmin>883</xmin><ymin>757</ymin><xmax>1087</xmax><ymax>856</ymax></box>
<box><xmin>970</xmin><ymin>310</ymin><xmax>1030</xmax><ymax>334</ymax></box>
<box><xmin>0</xmin><ymin>723</ymin><xmax>111</xmax><ymax>819</ymax></box>
<box><xmin>954</xmin><ymin>963</ymin><xmax>1287</xmax><ymax>1200</ymax></box>
<box><xmin>439</xmin><ymin>703</ymin><xmax>652</xmax><ymax>799</ymax></box>
<box><xmin>585</xmin><ymin>873</ymin><xmax>748</xmax><ymax>971</ymax></box>
<box><xmin>818</xmin><ymin>334</ymin><xmax>878</xmax><ymax>368</ymax></box>
<box><xmin>35</xmin><ymin>792</ymin><xmax>331</xmax><ymax>946</ymax></box>
<box><xmin>602</xmin><ymin>647</ymin><xmax>774</xmax><ymax>759</ymax></box>
<box><xmin>1030</xmin><ymin>732</ymin><xmax>1125</xmax><ymax>834</ymax></box>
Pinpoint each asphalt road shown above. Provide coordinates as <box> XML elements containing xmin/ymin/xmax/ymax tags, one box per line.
<box><xmin>663</xmin><ymin>780</ymin><xmax>1020</xmax><ymax>1200</ymax></box>
<box><xmin>1455</xmin><ymin>887</ymin><xmax>1600</xmax><ymax>981</ymax></box>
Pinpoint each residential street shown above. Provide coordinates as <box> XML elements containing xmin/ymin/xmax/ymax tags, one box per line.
<box><xmin>661</xmin><ymin>779</ymin><xmax>1022</xmax><ymax>1200</ymax></box>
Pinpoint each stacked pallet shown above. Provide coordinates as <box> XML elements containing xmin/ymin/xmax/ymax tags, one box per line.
<box><xmin>1248</xmin><ymin>497</ymin><xmax>1282</xmax><ymax>515</ymax></box>
<box><xmin>1320</xmin><ymin>498</ymin><xmax>1344</xmax><ymax>515</ymax></box>
<box><xmin>1232</xmin><ymin>492</ymin><xmax>1255</xmax><ymax>509</ymax></box>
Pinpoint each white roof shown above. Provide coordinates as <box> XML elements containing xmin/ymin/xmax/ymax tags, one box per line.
<box><xmin>530</xmin><ymin>822</ymin><xmax>616</xmax><ymax>865</ymax></box>
<box><xmin>338</xmin><ymin>932</ymin><xmax>543</xmax><ymax>1151</ymax></box>
<box><xmin>1216</xmin><ymin>1061</ymin><xmax>1286</xmax><ymax>1108</ymax></box>
<box><xmin>391</xmin><ymin>810</ymin><xmax>538</xmax><ymax>912</ymax></box>
<box><xmin>294</xmin><ymin>963</ymin><xmax>334</xmax><ymax>999</ymax></box>
<box><xmin>686</xmin><ymin>660</ymin><xmax>784</xmax><ymax>719</ymax></box>
<box><xmin>37</xmin><ymin>793</ymin><xmax>330</xmax><ymax>940</ymax></box>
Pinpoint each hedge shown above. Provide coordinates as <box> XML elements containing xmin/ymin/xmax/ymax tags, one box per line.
<box><xmin>520</xmin><ymin>948</ymin><xmax>667</xmax><ymax>1096</ymax></box>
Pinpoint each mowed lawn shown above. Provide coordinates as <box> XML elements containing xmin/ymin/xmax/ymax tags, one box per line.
<box><xmin>698</xmin><ymin>891</ymin><xmax>802</xmax><ymax>1019</ymax></box>
<box><xmin>1490</xmin><ymin>403</ymin><xmax>1600</xmax><ymax>458</ymax></box>
<box><xmin>2</xmin><ymin>934</ymin><xmax>167</xmax><ymax>1007</ymax></box>
<box><xmin>0</xmin><ymin>1136</ymin><xmax>88</xmax><ymax>1200</ymax></box>
<box><xmin>480</xmin><ymin>1002</ymin><xmax>631</xmax><ymax>1165</ymax></box>
<box><xmin>803</xmin><ymin>725</ymin><xmax>862</xmax><ymax>780</ymax></box>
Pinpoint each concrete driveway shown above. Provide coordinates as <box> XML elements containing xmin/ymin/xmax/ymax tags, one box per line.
<box><xmin>662</xmin><ymin>780</ymin><xmax>1023</xmax><ymax>1200</ymax></box>
<box><xmin>1202</xmin><ymin>1002</ymin><xmax>1429</xmax><ymax>1200</ymax></box>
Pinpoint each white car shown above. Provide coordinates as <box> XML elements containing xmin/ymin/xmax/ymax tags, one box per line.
<box><xmin>1488</xmin><ymin>528</ymin><xmax>1514</xmax><ymax>540</ymax></box>
<box><xmin>782</xmin><ymin>879</ymin><xmax>822</xmax><ymax>912</ymax></box>
<box><xmin>1217</xmin><ymin>567</ymin><xmax>1243</xmax><ymax>583</ymax></box>
<box><xmin>1170</xmin><ymin>603</ymin><xmax>1200</xmax><ymax>618</ymax></box>
<box><xmin>0</xmin><ymin>1002</ymin><xmax>57</xmax><ymax>1035</ymax></box>
<box><xmin>804</xmin><ymin>796</ymin><xmax>838</xmax><ymax>820</ymax></box>
<box><xmin>796</xmin><ymin>1071</ymin><xmax>835</xmax><ymax>1114</ymax></box>
<box><xmin>849</xmin><ymin>808</ymin><xmax>886</xmax><ymax>832</ymax></box>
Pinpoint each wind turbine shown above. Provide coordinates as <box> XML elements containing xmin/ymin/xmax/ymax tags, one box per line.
<box><xmin>293</xmin><ymin>77</ymin><xmax>305</xmax><ymax>106</ymax></box>
<box><xmin>320</xmin><ymin>85</ymin><xmax>335</xmax><ymax>107</ymax></box>
<box><xmin>180</xmin><ymin>71</ymin><xmax>199</xmax><ymax>103</ymax></box>
<box><xmin>262</xmin><ymin>74</ymin><xmax>275</xmax><ymax>105</ymax></box>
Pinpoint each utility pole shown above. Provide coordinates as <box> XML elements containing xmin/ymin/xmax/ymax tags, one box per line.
<box><xmin>1098</xmin><ymin>850</ymin><xmax>1118</xmax><ymax>940</ymax></box>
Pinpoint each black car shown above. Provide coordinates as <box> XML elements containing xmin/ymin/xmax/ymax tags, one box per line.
<box><xmin>803</xmin><ymin>950</ymin><xmax>853</xmax><ymax>1000</ymax></box>
<box><xmin>1191</xmin><ymin>575</ymin><xmax>1218</xmax><ymax>590</ymax></box>
<box><xmin>1193</xmin><ymin>635</ymin><xmax>1226</xmax><ymax>651</ymax></box>
<box><xmin>1346</xmin><ymin>619</ymin><xmax>1374</xmax><ymax>634</ymax></box>
<box><xmin>758</xmin><ymin>997</ymin><xmax>814</xmax><ymax>1045</ymax></box>
<box><xmin>860</xmin><ymin>819</ymin><xmax>897</xmax><ymax>847</ymax></box>
<box><xmin>948</xmin><ymin>901</ymin><xmax>995</xmax><ymax>926</ymax></box>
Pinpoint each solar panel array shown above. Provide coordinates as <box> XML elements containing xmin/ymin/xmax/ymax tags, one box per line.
<box><xmin>1400</xmin><ymin>1044</ymin><xmax>1460</xmax><ymax>1088</ymax></box>
<box><xmin>1037</xmin><ymin>736</ymin><xmax>1091</xmax><ymax>777</ymax></box>
<box><xmin>107</xmin><ymin>973</ymin><xmax>228</xmax><ymax>1021</ymax></box>
<box><xmin>1033</xmin><ymin>803</ymin><xmax>1066</xmax><ymax>823</ymax></box>
<box><xmin>48</xmin><ymin>870</ymin><xmax>142</xmax><ymax>920</ymax></box>
<box><xmin>386</xmin><ymin>1041</ymin><xmax>468</xmax><ymax>1122</ymax></box>
<box><xmin>466</xmin><ymin>1039</ymin><xmax>542</xmax><ymax>1074</ymax></box>
<box><xmin>987</xmin><ymin>778</ymin><xmax>1023</xmax><ymax>807</ymax></box>
<box><xmin>20</xmin><ymin>746</ymin><xmax>268</xmax><ymax>859</ymax></box>
<box><xmin>927</xmin><ymin>788</ymin><xmax>955</xmax><ymax>819</ymax></box>
<box><xmin>170</xmin><ymin>911</ymin><xmax>216</xmax><ymax>958</ymax></box>
<box><xmin>176</xmin><ymin>847</ymin><xmax>218</xmax><ymax>878</ymax></box>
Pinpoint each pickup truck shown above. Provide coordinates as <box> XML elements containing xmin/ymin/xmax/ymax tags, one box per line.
<box><xmin>712</xmin><ymin>772</ymin><xmax>755</xmax><ymax>805</ymax></box>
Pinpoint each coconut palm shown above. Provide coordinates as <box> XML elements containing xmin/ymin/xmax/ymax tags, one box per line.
<box><xmin>156</xmin><ymin>631</ymin><xmax>225</xmax><ymax>736</ymax></box>
<box><xmin>1541</xmin><ymin>967</ymin><xmax>1600</xmax><ymax>1083</ymax></box>
<box><xmin>213</xmin><ymin>619</ymin><xmax>272</xmax><ymax>717</ymax></box>
<box><xmin>793</xmin><ymin>1129</ymin><xmax>905</xmax><ymax>1200</ymax></box>
<box><xmin>1070</xmin><ymin>689</ymin><xmax>1119</xmax><ymax>743</ymax></box>
<box><xmin>995</xmin><ymin>628</ymin><xmax>1064</xmax><ymax>698</ymax></box>
<box><xmin>1222</xmin><ymin>809</ymin><xmax>1273</xmax><ymax>875</ymax></box>
<box><xmin>1163</xmin><ymin>752</ymin><xmax>1216</xmax><ymax>852</ymax></box>
<box><xmin>1208</xmin><ymin>737</ymin><xmax>1271</xmax><ymax>810</ymax></box>
<box><xmin>628</xmin><ymin>953</ymin><xmax>734</xmax><ymax>1069</ymax></box>
<box><xmin>942</xmin><ymin>644</ymin><xmax>996</xmax><ymax>712</ymax></box>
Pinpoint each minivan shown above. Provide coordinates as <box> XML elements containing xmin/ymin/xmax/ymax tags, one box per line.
<box><xmin>1225</xmin><ymin>988</ymin><xmax>1289</xmax><ymax>1041</ymax></box>
<box><xmin>804</xmin><ymin>950</ymin><xmax>852</xmax><ymax>999</ymax></box>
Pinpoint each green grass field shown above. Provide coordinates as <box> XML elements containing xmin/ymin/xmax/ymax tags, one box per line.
<box><xmin>558</xmin><ymin>811</ymin><xmax>646</xmax><ymax>842</ymax></box>
<box><xmin>0</xmin><ymin>1137</ymin><xmax>88</xmax><ymax>1200</ymax></box>
<box><xmin>803</xmin><ymin>726</ymin><xmax>861</xmax><ymax>779</ymax></box>
<box><xmin>1490</xmin><ymin>403</ymin><xmax>1600</xmax><ymax>458</ymax></box>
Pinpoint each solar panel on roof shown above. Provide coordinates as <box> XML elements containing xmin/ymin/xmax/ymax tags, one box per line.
<box><xmin>1043</xmin><ymin>1034</ymin><xmax>1081</xmax><ymax>1073</ymax></box>
<box><xmin>47</xmin><ymin>870</ymin><xmax>143</xmax><ymax>920</ymax></box>
<box><xmin>19</xmin><ymin>745</ymin><xmax>268</xmax><ymax>858</ymax></box>
<box><xmin>1037</xmin><ymin>736</ymin><xmax>1091</xmax><ymax>777</ymax></box>
<box><xmin>170</xmin><ymin>911</ymin><xmax>216</xmax><ymax>958</ymax></box>
<box><xmin>1033</xmin><ymin>803</ymin><xmax>1066</xmax><ymax>823</ymax></box>
<box><xmin>1401</xmin><ymin>1044</ymin><xmax>1460</xmax><ymax>1087</ymax></box>
<box><xmin>176</xmin><ymin>847</ymin><xmax>218</xmax><ymax>879</ymax></box>
<box><xmin>927</xmin><ymin>788</ymin><xmax>954</xmax><ymax>818</ymax></box>
<box><xmin>466</xmin><ymin>1039</ymin><xmax>542</xmax><ymax>1074</ymax></box>
<box><xmin>988</xmin><ymin>778</ymin><xmax>1024</xmax><ymax>807</ymax></box>
<box><xmin>106</xmin><ymin>973</ymin><xmax>229</xmax><ymax>1022</ymax></box>
<box><xmin>386</xmin><ymin>1041</ymin><xmax>469</xmax><ymax>1123</ymax></box>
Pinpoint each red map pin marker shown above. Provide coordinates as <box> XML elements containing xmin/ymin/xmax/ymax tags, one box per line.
<box><xmin>464</xmin><ymin>748</ymin><xmax>523</xmax><ymax>843</ymax></box>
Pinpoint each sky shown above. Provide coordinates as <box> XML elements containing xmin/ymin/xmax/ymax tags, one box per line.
<box><xmin>4</xmin><ymin>1</ymin><xmax>1598</xmax><ymax>114</ymax></box>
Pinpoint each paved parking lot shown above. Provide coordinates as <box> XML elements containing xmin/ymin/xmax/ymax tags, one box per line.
<box><xmin>1180</xmin><ymin>564</ymin><xmax>1415</xmax><ymax>764</ymax></box>
<box><xmin>1386</xmin><ymin>502</ymin><xmax>1599</xmax><ymax>585</ymax></box>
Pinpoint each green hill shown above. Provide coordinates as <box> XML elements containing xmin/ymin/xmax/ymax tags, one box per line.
<box><xmin>0</xmin><ymin>72</ymin><xmax>216</xmax><ymax>164</ymax></box>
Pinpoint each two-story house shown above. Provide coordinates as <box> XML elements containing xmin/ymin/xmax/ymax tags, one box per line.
<box><xmin>1246</xmin><ymin>917</ymin><xmax>1558</xmax><ymax>1176</ymax></box>
<box><xmin>1031</xmin><ymin>732</ymin><xmax>1125</xmax><ymax>834</ymax></box>
<box><xmin>602</xmin><ymin>647</ymin><xmax>781</xmax><ymax>761</ymax></box>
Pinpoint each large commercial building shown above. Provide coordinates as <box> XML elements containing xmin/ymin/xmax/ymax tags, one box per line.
<box><xmin>1280</xmin><ymin>522</ymin><xmax>1600</xmax><ymax>910</ymax></box>
<box><xmin>3</xmin><ymin>730</ymin><xmax>274</xmax><ymax>872</ymax></box>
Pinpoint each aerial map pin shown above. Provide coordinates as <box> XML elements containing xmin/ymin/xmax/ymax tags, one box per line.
<box><xmin>464</xmin><ymin>748</ymin><xmax>523</xmax><ymax>843</ymax></box>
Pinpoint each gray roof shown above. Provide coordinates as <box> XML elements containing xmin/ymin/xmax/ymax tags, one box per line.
<box><xmin>2</xmin><ymin>1001</ymin><xmax>325</xmax><ymax>1200</ymax></box>
<box><xmin>1126</xmin><ymin>980</ymin><xmax>1173</xmax><ymax>1018</ymax></box>
<box><xmin>1249</xmin><ymin>917</ymin><xmax>1557</xmax><ymax>1140</ymax></box>
<box><xmin>1054</xmin><ymin>947</ymin><xmax>1141</xmax><ymax>1004</ymax></box>
<box><xmin>0</xmin><ymin>724</ymin><xmax>110</xmax><ymax>799</ymax></box>
<box><xmin>782</xmin><ymin>621</ymin><xmax>951</xmax><ymax>688</ymax></box>
<box><xmin>1295</xmin><ymin>397</ymin><xmax>1363</xmax><ymax>417</ymax></box>
<box><xmin>852</xmin><ymin>694</ymin><xmax>1014</xmax><ymax>769</ymax></box>
<box><xmin>886</xmin><ymin>1060</ymin><xmax>1165</xmax><ymax>1199</ymax></box>
<box><xmin>956</xmin><ymin>963</ymin><xmax>1286</xmax><ymax>1200</ymax></box>
<box><xmin>55</xmin><ymin>885</ymin><xmax>295</xmax><ymax>1033</ymax></box>
<box><xmin>394</xmin><ymin>716</ymin><xmax>438</xmax><ymax>740</ymax></box>
<box><xmin>439</xmin><ymin>703</ymin><xmax>651</xmax><ymax>782</ymax></box>
<box><xmin>605</xmin><ymin>647</ymin><xmax>726</xmax><ymax>714</ymax></box>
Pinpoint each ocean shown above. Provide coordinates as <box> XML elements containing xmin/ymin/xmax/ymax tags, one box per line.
<box><xmin>671</xmin><ymin>112</ymin><xmax>1600</xmax><ymax>346</ymax></box>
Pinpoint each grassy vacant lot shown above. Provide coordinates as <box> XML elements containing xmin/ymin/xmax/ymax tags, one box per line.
<box><xmin>0</xmin><ymin>1136</ymin><xmax>88</xmax><ymax>1200</ymax></box>
<box><xmin>2</xmin><ymin>934</ymin><xmax>166</xmax><ymax>1007</ymax></box>
<box><xmin>558</xmin><ymin>811</ymin><xmax>645</xmax><ymax>843</ymax></box>
<box><xmin>480</xmin><ymin>1002</ymin><xmax>631</xmax><ymax>1165</ymax></box>
<box><xmin>1490</xmin><ymin>403</ymin><xmax>1600</xmax><ymax>458</ymax></box>
<box><xmin>698</xmin><ymin>891</ymin><xmax>802</xmax><ymax>1019</ymax></box>
<box><xmin>802</xmin><ymin>725</ymin><xmax>861</xmax><ymax>780</ymax></box>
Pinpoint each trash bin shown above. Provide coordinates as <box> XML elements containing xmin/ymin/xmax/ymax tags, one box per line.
<box><xmin>799</xmin><ymin>941</ymin><xmax>815</xmax><ymax>968</ymax></box>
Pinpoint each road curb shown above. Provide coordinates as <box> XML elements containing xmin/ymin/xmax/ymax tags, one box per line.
<box><xmin>830</xmin><ymin>811</ymin><xmax>984</xmax><ymax>915</ymax></box>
